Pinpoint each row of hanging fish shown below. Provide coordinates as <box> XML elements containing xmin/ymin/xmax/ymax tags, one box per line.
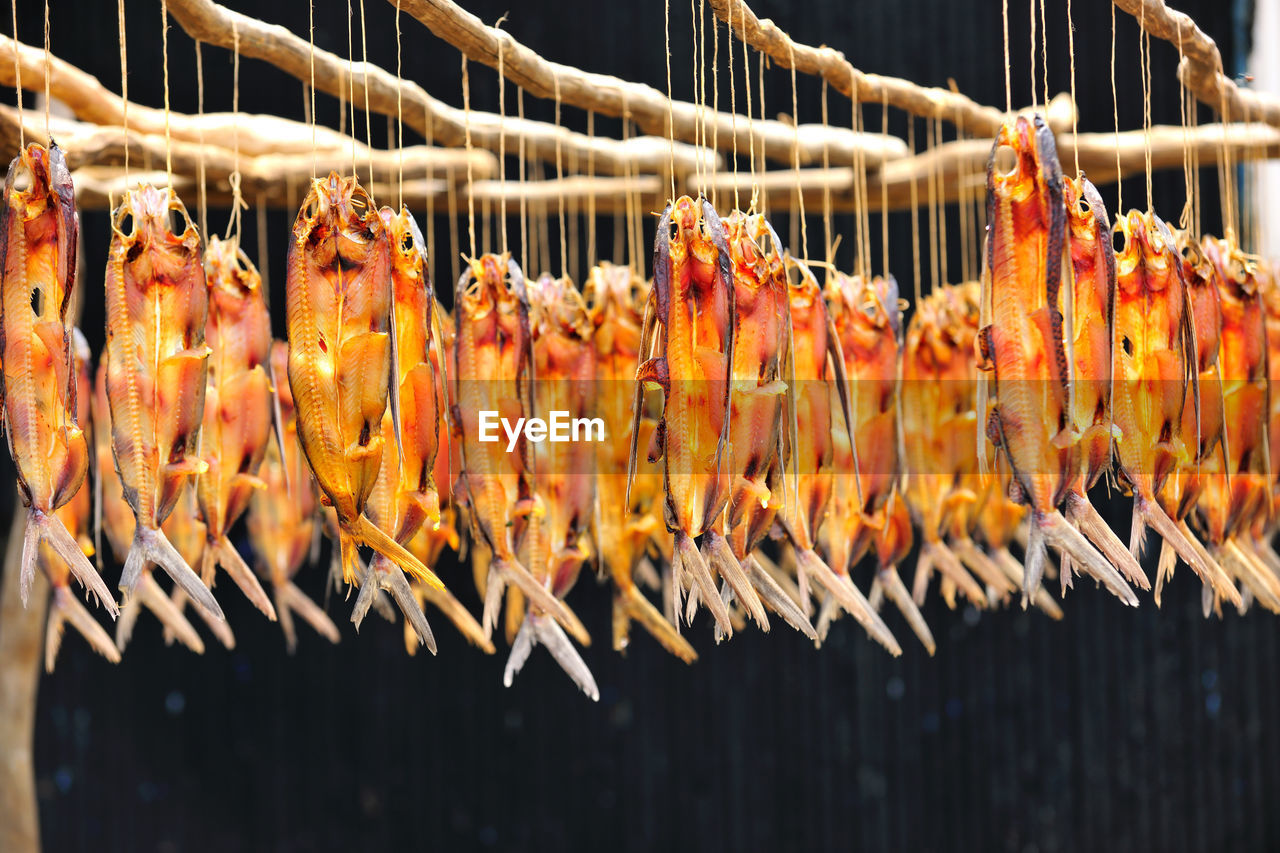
<box><xmin>4</xmin><ymin>116</ymin><xmax>1279</xmax><ymax>701</ymax></box>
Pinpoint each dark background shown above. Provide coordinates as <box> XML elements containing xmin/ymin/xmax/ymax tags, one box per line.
<box><xmin>5</xmin><ymin>0</ymin><xmax>1279</xmax><ymax>850</ymax></box>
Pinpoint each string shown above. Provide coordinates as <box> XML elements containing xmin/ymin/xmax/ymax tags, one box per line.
<box><xmin>856</xmin><ymin>99</ymin><xmax>871</xmax><ymax>279</ymax></box>
<box><xmin>496</xmin><ymin>16</ymin><xmax>508</xmax><ymax>254</ymax></box>
<box><xmin>742</xmin><ymin>8</ymin><xmax>756</xmax><ymax>210</ymax></box>
<box><xmin>710</xmin><ymin>10</ymin><xmax>720</xmax><ymax>210</ymax></box>
<box><xmin>665</xmin><ymin>0</ymin><xmax>676</xmax><ymax>201</ymax></box>
<box><xmin>1001</xmin><ymin>0</ymin><xmax>1011</xmax><ymax>113</ymax></box>
<box><xmin>161</xmin><ymin>0</ymin><xmax>172</xmax><ymax>185</ymax></box>
<box><xmin>586</xmin><ymin>111</ymin><xmax>596</xmax><ymax>268</ymax></box>
<box><xmin>728</xmin><ymin>0</ymin><xmax>739</xmax><ymax>210</ymax></box>
<box><xmin>691</xmin><ymin>0</ymin><xmax>702</xmax><ymax>197</ymax></box>
<box><xmin>1111</xmin><ymin>0</ymin><xmax>1122</xmax><ymax>212</ymax></box>
<box><xmin>1039</xmin><ymin>0</ymin><xmax>1048</xmax><ymax>111</ymax></box>
<box><xmin>554</xmin><ymin>76</ymin><xmax>568</xmax><ymax>279</ymax></box>
<box><xmin>11</xmin><ymin>0</ymin><xmax>22</xmax><ymax>150</ymax></box>
<box><xmin>42</xmin><ymin>0</ymin><xmax>49</xmax><ymax>139</ymax></box>
<box><xmin>257</xmin><ymin>194</ymin><xmax>269</xmax><ymax>292</ymax></box>
<box><xmin>461</xmin><ymin>55</ymin><xmax>476</xmax><ymax>259</ymax></box>
<box><xmin>518</xmin><ymin>87</ymin><xmax>528</xmax><ymax>268</ymax></box>
<box><xmin>935</xmin><ymin>118</ymin><xmax>947</xmax><ymax>286</ymax></box>
<box><xmin>117</xmin><ymin>0</ymin><xmax>127</xmax><ymax>178</ymax></box>
<box><xmin>788</xmin><ymin>43</ymin><xmax>806</xmax><ymax>262</ymax></box>
<box><xmin>423</xmin><ymin>92</ymin><xmax>435</xmax><ymax>277</ymax></box>
<box><xmin>359</xmin><ymin>0</ymin><xmax>374</xmax><ymax>188</ymax></box>
<box><xmin>568</xmin><ymin>144</ymin><xmax>579</xmax><ymax>282</ymax></box>
<box><xmin>757</xmin><ymin>49</ymin><xmax>766</xmax><ymax>214</ymax></box>
<box><xmin>820</xmin><ymin>81</ymin><xmax>832</xmax><ymax>266</ymax></box>
<box><xmin>309</xmin><ymin>0</ymin><xmax>317</xmax><ymax>177</ymax></box>
<box><xmin>956</xmin><ymin>105</ymin><xmax>971</xmax><ymax>283</ymax></box>
<box><xmin>1177</xmin><ymin>26</ymin><xmax>1193</xmax><ymax>231</ymax></box>
<box><xmin>926</xmin><ymin>118</ymin><xmax>939</xmax><ymax>291</ymax></box>
<box><xmin>1140</xmin><ymin>3</ymin><xmax>1153</xmax><ymax>213</ymax></box>
<box><xmin>881</xmin><ymin>93</ymin><xmax>889</xmax><ymax>278</ymax></box>
<box><xmin>1029</xmin><ymin>0</ymin><xmax>1037</xmax><ymax>110</ymax></box>
<box><xmin>908</xmin><ymin>119</ymin><xmax>921</xmax><ymax>306</ymax></box>
<box><xmin>196</xmin><ymin>41</ymin><xmax>208</xmax><ymax>238</ymax></box>
<box><xmin>395</xmin><ymin>0</ymin><xmax>404</xmax><ymax>209</ymax></box>
<box><xmin>346</xmin><ymin>0</ymin><xmax>356</xmax><ymax>176</ymax></box>
<box><xmin>446</xmin><ymin>168</ymin><xmax>461</xmax><ymax>285</ymax></box>
<box><xmin>1067</xmin><ymin>0</ymin><xmax>1079</xmax><ymax>175</ymax></box>
<box><xmin>225</xmin><ymin>22</ymin><xmax>245</xmax><ymax>242</ymax></box>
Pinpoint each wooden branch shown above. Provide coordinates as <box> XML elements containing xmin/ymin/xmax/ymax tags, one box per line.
<box><xmin>707</xmin><ymin>0</ymin><xmax>1064</xmax><ymax>136</ymax></box>
<box><xmin>467</xmin><ymin>174</ymin><xmax>662</xmax><ymax>204</ymax></box>
<box><xmin>0</xmin><ymin>507</ymin><xmax>44</xmax><ymax>853</ymax></box>
<box><xmin>390</xmin><ymin>0</ymin><xmax>908</xmax><ymax>168</ymax></box>
<box><xmin>164</xmin><ymin>0</ymin><xmax>719</xmax><ymax>175</ymax></box>
<box><xmin>1115</xmin><ymin>0</ymin><xmax>1280</xmax><ymax>127</ymax></box>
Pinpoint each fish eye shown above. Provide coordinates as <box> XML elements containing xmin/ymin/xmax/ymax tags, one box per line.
<box><xmin>1121</xmin><ymin>336</ymin><xmax>1133</xmax><ymax>357</ymax></box>
<box><xmin>30</xmin><ymin>287</ymin><xmax>42</xmax><ymax>316</ymax></box>
<box><xmin>10</xmin><ymin>163</ymin><xmax>33</xmax><ymax>193</ymax></box>
<box><xmin>994</xmin><ymin>145</ymin><xmax>1018</xmax><ymax>178</ymax></box>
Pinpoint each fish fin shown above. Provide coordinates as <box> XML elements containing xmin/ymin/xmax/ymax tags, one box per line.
<box><xmin>1221</xmin><ymin>541</ymin><xmax>1280</xmax><ymax>613</ymax></box>
<box><xmin>417</xmin><ymin>578</ymin><xmax>495</xmax><ymax>653</ymax></box>
<box><xmin>673</xmin><ymin>531</ymin><xmax>732</xmax><ymax>637</ymax></box>
<box><xmin>876</xmin><ymin>566</ymin><xmax>936</xmax><ymax>655</ymax></box>
<box><xmin>354</xmin><ymin>514</ymin><xmax>444</xmax><ymax>590</ymax></box>
<box><xmin>1064</xmin><ymin>491</ymin><xmax>1150</xmax><ymax>590</ymax></box>
<box><xmin>1139</xmin><ymin>499</ymin><xmax>1240</xmax><ymax>606</ymax></box>
<box><xmin>702</xmin><ymin>531</ymin><xmax>768</xmax><ymax>631</ymax></box>
<box><xmin>504</xmin><ymin>612</ymin><xmax>599</xmax><ymax>701</ymax></box>
<box><xmin>614</xmin><ymin>583</ymin><xmax>697</xmax><ymax>662</ymax></box>
<box><xmin>922</xmin><ymin>540</ymin><xmax>987</xmax><ymax>608</ymax></box>
<box><xmin>795</xmin><ymin>548</ymin><xmax>900</xmax><ymax>655</ymax></box>
<box><xmin>45</xmin><ymin>585</ymin><xmax>121</xmax><ymax>673</ymax></box>
<box><xmin>275</xmin><ymin>579</ymin><xmax>341</xmax><ymax>652</ymax></box>
<box><xmin>164</xmin><ymin>587</ymin><xmax>236</xmax><ymax>650</ymax></box>
<box><xmin>950</xmin><ymin>536</ymin><xmax>1018</xmax><ymax>600</ymax></box>
<box><xmin>25</xmin><ymin>508</ymin><xmax>118</xmax><ymax>617</ymax></box>
<box><xmin>210</xmin><ymin>536</ymin><xmax>277</xmax><ymax>620</ymax></box>
<box><xmin>121</xmin><ymin>572</ymin><xmax>205</xmax><ymax>654</ymax></box>
<box><xmin>490</xmin><ymin>556</ymin><xmax>591</xmax><ymax>647</ymax></box>
<box><xmin>990</xmin><ymin>546</ymin><xmax>1063</xmax><ymax>619</ymax></box>
<box><xmin>1038</xmin><ymin>509</ymin><xmax>1138</xmax><ymax>606</ymax></box>
<box><xmin>121</xmin><ymin>525</ymin><xmax>223</xmax><ymax>622</ymax></box>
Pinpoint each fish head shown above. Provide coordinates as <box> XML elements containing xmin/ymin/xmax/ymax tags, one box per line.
<box><xmin>987</xmin><ymin>114</ymin><xmax>1060</xmax><ymax>211</ymax></box>
<box><xmin>294</xmin><ymin>173</ymin><xmax>382</xmax><ymax>274</ymax></box>
<box><xmin>204</xmin><ymin>234</ymin><xmax>263</xmax><ymax>306</ymax></box>
<box><xmin>112</xmin><ymin>184</ymin><xmax>200</xmax><ymax>258</ymax></box>
<box><xmin>1177</xmin><ymin>233</ymin><xmax>1223</xmax><ymax>368</ymax></box>
<box><xmin>380</xmin><ymin>205</ymin><xmax>428</xmax><ymax>292</ymax></box>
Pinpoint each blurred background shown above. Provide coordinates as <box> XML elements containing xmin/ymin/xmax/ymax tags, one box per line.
<box><xmin>4</xmin><ymin>0</ymin><xmax>1280</xmax><ymax>849</ymax></box>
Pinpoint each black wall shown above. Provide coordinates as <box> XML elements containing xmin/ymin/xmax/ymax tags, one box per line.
<box><xmin>7</xmin><ymin>0</ymin><xmax>1279</xmax><ymax>850</ymax></box>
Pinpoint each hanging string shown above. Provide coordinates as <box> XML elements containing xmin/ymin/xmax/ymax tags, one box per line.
<box><xmin>423</xmin><ymin>92</ymin><xmax>436</xmax><ymax>273</ymax></box>
<box><xmin>358</xmin><ymin>0</ymin><xmax>374</xmax><ymax>188</ymax></box>
<box><xmin>727</xmin><ymin>0</ymin><xmax>739</xmax><ymax>211</ymax></box>
<box><xmin>567</xmin><ymin>144</ymin><xmax>579</xmax><ymax>281</ymax></box>
<box><xmin>664</xmin><ymin>0</ymin><xmax>676</xmax><ymax>201</ymax></box>
<box><xmin>1111</xmin><ymin>0</ymin><xmax>1122</xmax><ymax>212</ymax></box>
<box><xmin>908</xmin><ymin>119</ymin><xmax>921</xmax><ymax>306</ymax></box>
<box><xmin>346</xmin><ymin>0</ymin><xmax>356</xmax><ymax>176</ymax></box>
<box><xmin>256</xmin><ymin>194</ymin><xmax>269</xmax><ymax>293</ymax></box>
<box><xmin>461</xmin><ymin>55</ymin><xmax>476</xmax><ymax>259</ymax></box>
<box><xmin>935</xmin><ymin>118</ymin><xmax>948</xmax><ymax>286</ymax></box>
<box><xmin>1028</xmin><ymin>0</ymin><xmax>1037</xmax><ymax>110</ymax></box>
<box><xmin>496</xmin><ymin>16</ymin><xmax>508</xmax><ymax>254</ymax></box>
<box><xmin>117</xmin><ymin>0</ymin><xmax>127</xmax><ymax>178</ymax></box>
<box><xmin>1039</xmin><ymin>0</ymin><xmax>1048</xmax><ymax>111</ymax></box>
<box><xmin>42</xmin><ymin>0</ymin><xmax>49</xmax><ymax>139</ymax></box>
<box><xmin>553</xmin><ymin>76</ymin><xmax>569</xmax><ymax>279</ymax></box>
<box><xmin>855</xmin><ymin>99</ymin><xmax>872</xmax><ymax>279</ymax></box>
<box><xmin>881</xmin><ymin>93</ymin><xmax>890</xmax><ymax>278</ymax></box>
<box><xmin>518</xmin><ymin>87</ymin><xmax>528</xmax><ymax>266</ymax></box>
<box><xmin>710</xmin><ymin>9</ymin><xmax>720</xmax><ymax>210</ymax></box>
<box><xmin>742</xmin><ymin>9</ymin><xmax>756</xmax><ymax>210</ymax></box>
<box><xmin>196</xmin><ymin>41</ymin><xmax>208</xmax><ymax>238</ymax></box>
<box><xmin>446</xmin><ymin>164</ymin><xmax>461</xmax><ymax>285</ymax></box>
<box><xmin>1140</xmin><ymin>3</ymin><xmax>1153</xmax><ymax>214</ymax></box>
<box><xmin>788</xmin><ymin>43</ymin><xmax>807</xmax><ymax>262</ymax></box>
<box><xmin>926</xmin><ymin>118</ymin><xmax>940</xmax><ymax>291</ymax></box>
<box><xmin>1067</xmin><ymin>0</ymin><xmax>1079</xmax><ymax>175</ymax></box>
<box><xmin>621</xmin><ymin>99</ymin><xmax>640</xmax><ymax>271</ymax></box>
<box><xmin>757</xmin><ymin>49</ymin><xmax>767</xmax><ymax>214</ymax></box>
<box><xmin>309</xmin><ymin>0</ymin><xmax>317</xmax><ymax>177</ymax></box>
<box><xmin>820</xmin><ymin>81</ymin><xmax>832</xmax><ymax>264</ymax></box>
<box><xmin>160</xmin><ymin>0</ymin><xmax>173</xmax><ymax>187</ymax></box>
<box><xmin>690</xmin><ymin>0</ymin><xmax>703</xmax><ymax>197</ymax></box>
<box><xmin>956</xmin><ymin>106</ymin><xmax>971</xmax><ymax>284</ymax></box>
<box><xmin>395</xmin><ymin>0</ymin><xmax>404</xmax><ymax>209</ymax></box>
<box><xmin>1177</xmin><ymin>26</ymin><xmax>1194</xmax><ymax>231</ymax></box>
<box><xmin>1218</xmin><ymin>89</ymin><xmax>1236</xmax><ymax>241</ymax></box>
<box><xmin>586</xmin><ymin>111</ymin><xmax>596</xmax><ymax>269</ymax></box>
<box><xmin>225</xmin><ymin>22</ymin><xmax>246</xmax><ymax>242</ymax></box>
<box><xmin>1001</xmin><ymin>0</ymin><xmax>1011</xmax><ymax>114</ymax></box>
<box><xmin>11</xmin><ymin>0</ymin><xmax>23</xmax><ymax>150</ymax></box>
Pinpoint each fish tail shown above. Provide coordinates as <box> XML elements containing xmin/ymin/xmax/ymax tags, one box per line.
<box><xmin>1222</xmin><ymin>540</ymin><xmax>1280</xmax><ymax>613</ymax></box>
<box><xmin>503</xmin><ymin>611</ymin><xmax>599</xmax><ymax>702</ymax></box>
<box><xmin>1038</xmin><ymin>509</ymin><xmax>1138</xmax><ymax>606</ymax></box>
<box><xmin>950</xmin><ymin>536</ymin><xmax>1018</xmax><ymax>599</ymax></box>
<box><xmin>674</xmin><ymin>531</ymin><xmax>733</xmax><ymax>637</ymax></box>
<box><xmin>702</xmin><ymin>531</ymin><xmax>768</xmax><ymax>631</ymax></box>
<box><xmin>613</xmin><ymin>583</ymin><xmax>697</xmax><ymax>663</ymax></box>
<box><xmin>922</xmin><ymin>540</ymin><xmax>987</xmax><ymax>609</ymax></box>
<box><xmin>210</xmin><ymin>536</ymin><xmax>277</xmax><ymax>621</ymax></box>
<box><xmin>355</xmin><ymin>514</ymin><xmax>444</xmax><ymax>591</ymax></box>
<box><xmin>485</xmin><ymin>554</ymin><xmax>591</xmax><ymax>647</ymax></box>
<box><xmin>118</xmin><ymin>571</ymin><xmax>206</xmax><ymax>655</ymax></box>
<box><xmin>876</xmin><ymin>566</ymin><xmax>936</xmax><ymax>655</ymax></box>
<box><xmin>990</xmin><ymin>546</ymin><xmax>1063</xmax><ymax>620</ymax></box>
<box><xmin>120</xmin><ymin>525</ymin><xmax>224</xmax><ymax>623</ymax></box>
<box><xmin>45</xmin><ymin>584</ymin><xmax>121</xmax><ymax>673</ymax></box>
<box><xmin>1153</xmin><ymin>537</ymin><xmax>1177</xmax><ymax>608</ymax></box>
<box><xmin>1138</xmin><ymin>497</ymin><xmax>1240</xmax><ymax>606</ymax></box>
<box><xmin>742</xmin><ymin>554</ymin><xmax>814</xmax><ymax>641</ymax></box>
<box><xmin>1065</xmin><ymin>491</ymin><xmax>1151</xmax><ymax>590</ymax></box>
<box><xmin>163</xmin><ymin>586</ymin><xmax>236</xmax><ymax>650</ymax></box>
<box><xmin>415</xmin><ymin>574</ymin><xmax>493</xmax><ymax>653</ymax></box>
<box><xmin>796</xmin><ymin>547</ymin><xmax>900</xmax><ymax>656</ymax></box>
<box><xmin>349</xmin><ymin>556</ymin><xmax>435</xmax><ymax>653</ymax></box>
<box><xmin>26</xmin><ymin>508</ymin><xmax>119</xmax><ymax>618</ymax></box>
<box><xmin>273</xmin><ymin>578</ymin><xmax>340</xmax><ymax>654</ymax></box>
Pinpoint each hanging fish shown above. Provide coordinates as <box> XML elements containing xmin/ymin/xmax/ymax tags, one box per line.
<box><xmin>978</xmin><ymin>115</ymin><xmax>1135</xmax><ymax>605</ymax></box>
<box><xmin>104</xmin><ymin>184</ymin><xmax>222</xmax><ymax>618</ymax></box>
<box><xmin>356</xmin><ymin>206</ymin><xmax>488</xmax><ymax>651</ymax></box>
<box><xmin>186</xmin><ymin>235</ymin><xmax>277</xmax><ymax>620</ymax></box>
<box><xmin>248</xmin><ymin>341</ymin><xmax>340</xmax><ymax>653</ymax></box>
<box><xmin>585</xmin><ymin>262</ymin><xmax>693</xmax><ymax>661</ymax></box>
<box><xmin>824</xmin><ymin>270</ymin><xmax>932</xmax><ymax>651</ymax></box>
<box><xmin>285</xmin><ymin>173</ymin><xmax>446</xmax><ymax>597</ymax></box>
<box><xmin>41</xmin><ymin>329</ymin><xmax>119</xmax><ymax>670</ymax></box>
<box><xmin>0</xmin><ymin>142</ymin><xmax>115</xmax><ymax>614</ymax></box>
<box><xmin>452</xmin><ymin>251</ymin><xmax>589</xmax><ymax>646</ymax></box>
<box><xmin>777</xmin><ymin>257</ymin><xmax>897</xmax><ymax>654</ymax></box>
<box><xmin>500</xmin><ymin>272</ymin><xmax>599</xmax><ymax>699</ymax></box>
